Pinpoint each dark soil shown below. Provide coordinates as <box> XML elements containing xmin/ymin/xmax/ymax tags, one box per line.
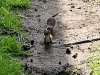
<box><xmin>21</xmin><ymin>0</ymin><xmax>100</xmax><ymax>75</ymax></box>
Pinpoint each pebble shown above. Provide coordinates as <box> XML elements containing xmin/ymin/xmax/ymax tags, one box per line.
<box><xmin>70</xmin><ymin>10</ymin><xmax>72</xmax><ymax>11</ymax></box>
<box><xmin>59</xmin><ymin>62</ymin><xmax>61</xmax><ymax>65</ymax></box>
<box><xmin>34</xmin><ymin>8</ymin><xmax>37</xmax><ymax>12</ymax></box>
<box><xmin>77</xmin><ymin>7</ymin><xmax>81</xmax><ymax>9</ymax></box>
<box><xmin>30</xmin><ymin>40</ymin><xmax>34</xmax><ymax>45</ymax></box>
<box><xmin>30</xmin><ymin>59</ymin><xmax>33</xmax><ymax>62</ymax></box>
<box><xmin>72</xmin><ymin>53</ymin><xmax>78</xmax><ymax>59</ymax></box>
<box><xmin>66</xmin><ymin>48</ymin><xmax>71</xmax><ymax>54</ymax></box>
<box><xmin>71</xmin><ymin>5</ymin><xmax>75</xmax><ymax>8</ymax></box>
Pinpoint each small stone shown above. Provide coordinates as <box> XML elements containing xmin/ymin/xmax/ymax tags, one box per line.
<box><xmin>75</xmin><ymin>34</ymin><xmax>78</xmax><ymax>36</ymax></box>
<box><xmin>87</xmin><ymin>36</ymin><xmax>89</xmax><ymax>39</ymax></box>
<box><xmin>82</xmin><ymin>24</ymin><xmax>85</xmax><ymax>27</ymax></box>
<box><xmin>70</xmin><ymin>10</ymin><xmax>72</xmax><ymax>11</ymax></box>
<box><xmin>88</xmin><ymin>47</ymin><xmax>91</xmax><ymax>50</ymax></box>
<box><xmin>30</xmin><ymin>59</ymin><xmax>33</xmax><ymax>62</ymax></box>
<box><xmin>70</xmin><ymin>46</ymin><xmax>73</xmax><ymax>49</ymax></box>
<box><xmin>66</xmin><ymin>48</ymin><xmax>71</xmax><ymax>54</ymax></box>
<box><xmin>34</xmin><ymin>8</ymin><xmax>37</xmax><ymax>12</ymax></box>
<box><xmin>40</xmin><ymin>42</ymin><xmax>44</xmax><ymax>45</ymax></box>
<box><xmin>59</xmin><ymin>42</ymin><xmax>60</xmax><ymax>44</ymax></box>
<box><xmin>77</xmin><ymin>7</ymin><xmax>81</xmax><ymax>9</ymax></box>
<box><xmin>59</xmin><ymin>62</ymin><xmax>61</xmax><ymax>65</ymax></box>
<box><xmin>30</xmin><ymin>40</ymin><xmax>34</xmax><ymax>45</ymax></box>
<box><xmin>38</xmin><ymin>52</ymin><xmax>42</xmax><ymax>54</ymax></box>
<box><xmin>72</xmin><ymin>53</ymin><xmax>78</xmax><ymax>59</ymax></box>
<box><xmin>71</xmin><ymin>5</ymin><xmax>75</xmax><ymax>8</ymax></box>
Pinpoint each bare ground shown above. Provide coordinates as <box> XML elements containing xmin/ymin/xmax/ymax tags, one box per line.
<box><xmin>21</xmin><ymin>0</ymin><xmax>100</xmax><ymax>75</ymax></box>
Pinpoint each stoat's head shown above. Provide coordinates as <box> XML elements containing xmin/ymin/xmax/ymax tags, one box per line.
<box><xmin>44</xmin><ymin>29</ymin><xmax>51</xmax><ymax>35</ymax></box>
<box><xmin>46</xmin><ymin>26</ymin><xmax>53</xmax><ymax>33</ymax></box>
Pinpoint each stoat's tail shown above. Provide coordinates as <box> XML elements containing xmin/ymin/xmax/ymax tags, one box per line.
<box><xmin>52</xmin><ymin>12</ymin><xmax>59</xmax><ymax>17</ymax></box>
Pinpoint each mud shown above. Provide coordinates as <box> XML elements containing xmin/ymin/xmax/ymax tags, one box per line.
<box><xmin>21</xmin><ymin>0</ymin><xmax>100</xmax><ymax>75</ymax></box>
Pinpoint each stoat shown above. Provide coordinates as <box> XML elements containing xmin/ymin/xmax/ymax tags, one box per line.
<box><xmin>44</xmin><ymin>12</ymin><xmax>59</xmax><ymax>44</ymax></box>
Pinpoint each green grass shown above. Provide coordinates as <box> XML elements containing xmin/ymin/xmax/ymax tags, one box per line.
<box><xmin>0</xmin><ymin>0</ymin><xmax>30</xmax><ymax>8</ymax></box>
<box><xmin>0</xmin><ymin>36</ymin><xmax>28</xmax><ymax>56</ymax></box>
<box><xmin>87</xmin><ymin>45</ymin><xmax>100</xmax><ymax>75</ymax></box>
<box><xmin>0</xmin><ymin>53</ymin><xmax>23</xmax><ymax>75</ymax></box>
<box><xmin>0</xmin><ymin>36</ymin><xmax>27</xmax><ymax>75</ymax></box>
<box><xmin>0</xmin><ymin>7</ymin><xmax>22</xmax><ymax>31</ymax></box>
<box><xmin>0</xmin><ymin>0</ymin><xmax>30</xmax><ymax>75</ymax></box>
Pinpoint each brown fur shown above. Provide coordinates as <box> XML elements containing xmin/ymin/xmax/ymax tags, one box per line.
<box><xmin>44</xmin><ymin>12</ymin><xmax>59</xmax><ymax>44</ymax></box>
<box><xmin>46</xmin><ymin>12</ymin><xmax>59</xmax><ymax>33</ymax></box>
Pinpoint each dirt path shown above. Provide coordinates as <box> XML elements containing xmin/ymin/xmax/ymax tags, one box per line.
<box><xmin>22</xmin><ymin>0</ymin><xmax>100</xmax><ymax>75</ymax></box>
